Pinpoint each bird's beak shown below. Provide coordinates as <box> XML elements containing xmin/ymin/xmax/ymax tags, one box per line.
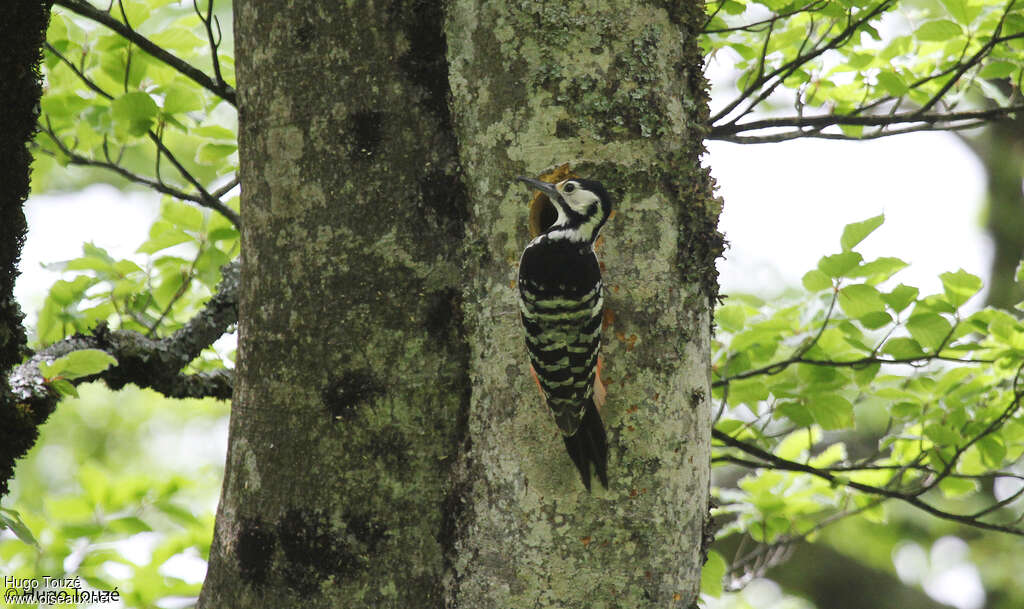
<box><xmin>516</xmin><ymin>176</ymin><xmax>560</xmax><ymax>198</ymax></box>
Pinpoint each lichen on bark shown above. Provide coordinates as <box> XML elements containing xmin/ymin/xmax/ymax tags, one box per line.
<box><xmin>200</xmin><ymin>1</ymin><xmax>469</xmax><ymax>607</ymax></box>
<box><xmin>444</xmin><ymin>1</ymin><xmax>718</xmax><ymax>606</ymax></box>
<box><xmin>203</xmin><ymin>1</ymin><xmax>719</xmax><ymax>607</ymax></box>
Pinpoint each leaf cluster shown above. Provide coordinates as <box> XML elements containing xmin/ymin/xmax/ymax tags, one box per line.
<box><xmin>0</xmin><ymin>386</ymin><xmax>225</xmax><ymax>607</ymax></box>
<box><xmin>35</xmin><ymin>196</ymin><xmax>239</xmax><ymax>367</ymax></box>
<box><xmin>35</xmin><ymin>0</ymin><xmax>237</xmax><ymax>223</ymax></box>
<box><xmin>704</xmin><ymin>0</ymin><xmax>1024</xmax><ymax>142</ymax></box>
<box><xmin>705</xmin><ymin>215</ymin><xmax>1024</xmax><ymax>596</ymax></box>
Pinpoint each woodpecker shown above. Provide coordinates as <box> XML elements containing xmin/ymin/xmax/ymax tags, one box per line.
<box><xmin>515</xmin><ymin>175</ymin><xmax>612</xmax><ymax>490</ymax></box>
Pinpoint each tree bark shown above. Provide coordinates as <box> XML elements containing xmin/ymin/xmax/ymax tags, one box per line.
<box><xmin>0</xmin><ymin>0</ymin><xmax>53</xmax><ymax>499</ymax></box>
<box><xmin>201</xmin><ymin>2</ymin><xmax>720</xmax><ymax>607</ymax></box>
<box><xmin>442</xmin><ymin>2</ymin><xmax>718</xmax><ymax>606</ymax></box>
<box><xmin>199</xmin><ymin>1</ymin><xmax>470</xmax><ymax>606</ymax></box>
<box><xmin>976</xmin><ymin>111</ymin><xmax>1024</xmax><ymax>309</ymax></box>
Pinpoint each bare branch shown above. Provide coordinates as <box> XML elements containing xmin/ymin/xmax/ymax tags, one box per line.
<box><xmin>53</xmin><ymin>0</ymin><xmax>236</xmax><ymax>106</ymax></box>
<box><xmin>37</xmin><ymin>119</ymin><xmax>210</xmax><ymax>205</ymax></box>
<box><xmin>211</xmin><ymin>176</ymin><xmax>240</xmax><ymax>199</ymax></box>
<box><xmin>8</xmin><ymin>261</ymin><xmax>239</xmax><ymax>403</ymax></box>
<box><xmin>194</xmin><ymin>0</ymin><xmax>227</xmax><ymax>89</ymax></box>
<box><xmin>710</xmin><ymin>106</ymin><xmax>1024</xmax><ymax>139</ymax></box>
<box><xmin>711</xmin><ymin>119</ymin><xmax>994</xmax><ymax>143</ymax></box>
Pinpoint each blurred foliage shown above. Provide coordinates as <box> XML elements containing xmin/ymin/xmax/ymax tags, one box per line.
<box><xmin>4</xmin><ymin>2</ymin><xmax>238</xmax><ymax>606</ymax></box>
<box><xmin>0</xmin><ymin>384</ymin><xmax>228</xmax><ymax>608</ymax></box>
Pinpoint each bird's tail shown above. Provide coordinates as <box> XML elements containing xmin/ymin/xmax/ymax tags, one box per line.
<box><xmin>562</xmin><ymin>398</ymin><xmax>609</xmax><ymax>491</ymax></box>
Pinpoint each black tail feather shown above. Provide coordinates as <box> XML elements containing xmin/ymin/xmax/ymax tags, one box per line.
<box><xmin>562</xmin><ymin>398</ymin><xmax>608</xmax><ymax>491</ymax></box>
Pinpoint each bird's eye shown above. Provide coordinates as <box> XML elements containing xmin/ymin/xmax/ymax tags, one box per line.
<box><xmin>563</xmin><ymin>182</ymin><xmax>576</xmax><ymax>193</ymax></box>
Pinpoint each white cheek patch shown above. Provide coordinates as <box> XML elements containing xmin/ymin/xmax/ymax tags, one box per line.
<box><xmin>568</xmin><ymin>192</ymin><xmax>598</xmax><ymax>214</ymax></box>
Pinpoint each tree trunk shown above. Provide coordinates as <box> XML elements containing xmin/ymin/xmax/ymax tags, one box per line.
<box><xmin>199</xmin><ymin>1</ymin><xmax>470</xmax><ymax>606</ymax></box>
<box><xmin>442</xmin><ymin>2</ymin><xmax>718</xmax><ymax>606</ymax></box>
<box><xmin>201</xmin><ymin>2</ymin><xmax>719</xmax><ymax>607</ymax></box>
<box><xmin>0</xmin><ymin>0</ymin><xmax>53</xmax><ymax>499</ymax></box>
<box><xmin>977</xmin><ymin>111</ymin><xmax>1024</xmax><ymax>309</ymax></box>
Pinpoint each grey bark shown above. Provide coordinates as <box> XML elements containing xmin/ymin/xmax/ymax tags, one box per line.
<box><xmin>442</xmin><ymin>2</ymin><xmax>718</xmax><ymax>606</ymax></box>
<box><xmin>199</xmin><ymin>1</ymin><xmax>469</xmax><ymax>606</ymax></box>
<box><xmin>201</xmin><ymin>1</ymin><xmax>719</xmax><ymax>607</ymax></box>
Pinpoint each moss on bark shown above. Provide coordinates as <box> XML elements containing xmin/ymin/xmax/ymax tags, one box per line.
<box><xmin>444</xmin><ymin>1</ymin><xmax>719</xmax><ymax>606</ymax></box>
<box><xmin>0</xmin><ymin>0</ymin><xmax>53</xmax><ymax>500</ymax></box>
<box><xmin>200</xmin><ymin>2</ymin><xmax>469</xmax><ymax>607</ymax></box>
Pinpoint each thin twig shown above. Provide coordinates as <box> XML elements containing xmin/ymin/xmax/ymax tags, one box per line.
<box><xmin>704</xmin><ymin>1</ymin><xmax>828</xmax><ymax>35</ymax></box>
<box><xmin>711</xmin><ymin>119</ymin><xmax>993</xmax><ymax>143</ymax></box>
<box><xmin>43</xmin><ymin>42</ymin><xmax>241</xmax><ymax>228</ymax></box>
<box><xmin>53</xmin><ymin>0</ymin><xmax>236</xmax><ymax>105</ymax></box>
<box><xmin>711</xmin><ymin>1</ymin><xmax>894</xmax><ymax>125</ymax></box>
<box><xmin>712</xmin><ymin>428</ymin><xmax>1024</xmax><ymax>536</ymax></box>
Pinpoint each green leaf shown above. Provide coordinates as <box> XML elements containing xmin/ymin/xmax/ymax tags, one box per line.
<box><xmin>0</xmin><ymin>508</ymin><xmax>39</xmax><ymax>547</ymax></box>
<box><xmin>50</xmin><ymin>379</ymin><xmax>79</xmax><ymax>397</ymax></box>
<box><xmin>717</xmin><ymin>304</ymin><xmax>751</xmax><ymax>333</ymax></box>
<box><xmin>876</xmin><ymin>70</ymin><xmax>907</xmax><ymax>95</ymax></box>
<box><xmin>906</xmin><ymin>313</ymin><xmax>952</xmax><ymax>351</ymax></box>
<box><xmin>940</xmin><ymin>269</ymin><xmax>983</xmax><ymax>308</ymax></box>
<box><xmin>819</xmin><ymin>252</ymin><xmax>863</xmax><ymax>278</ymax></box>
<box><xmin>882</xmin><ymin>337</ymin><xmax>925</xmax><ymax>359</ymax></box>
<box><xmin>838</xmin><ymin>284</ymin><xmax>886</xmax><ymax>319</ymax></box>
<box><xmin>858</xmin><ymin>311</ymin><xmax>892</xmax><ymax>330</ymax></box>
<box><xmin>925</xmin><ymin>424</ymin><xmax>960</xmax><ymax>448</ymax></box>
<box><xmin>155</xmin><ymin>500</ymin><xmax>201</xmax><ymax>525</ymax></box>
<box><xmin>161</xmin><ymin>81</ymin><xmax>206</xmax><ymax>114</ymax></box>
<box><xmin>777</xmin><ymin>400</ymin><xmax>815</xmax><ymax>426</ymax></box>
<box><xmin>840</xmin><ymin>214</ymin><xmax>884</xmax><ymax>252</ymax></box>
<box><xmin>892</xmin><ymin>401</ymin><xmax>922</xmax><ymax>419</ymax></box>
<box><xmin>111</xmin><ymin>91</ymin><xmax>159</xmax><ymax>137</ymax></box>
<box><xmin>853</xmin><ymin>257</ymin><xmax>908</xmax><ymax>284</ymax></box>
<box><xmin>777</xmin><ymin>428</ymin><xmax>821</xmax><ymax>460</ymax></box>
<box><xmin>979</xmin><ymin>61</ymin><xmax>1018</xmax><ymax>79</ymax></box>
<box><xmin>805</xmin><ymin>393</ymin><xmax>854</xmax><ymax>430</ymax></box>
<box><xmin>192</xmin><ymin>124</ymin><xmax>237</xmax><ymax>141</ymax></box>
<box><xmin>938</xmin><ymin>476</ymin><xmax>978</xmax><ymax>497</ymax></box>
<box><xmin>882</xmin><ymin>284</ymin><xmax>919</xmax><ymax>313</ymax></box>
<box><xmin>802</xmin><ymin>269</ymin><xmax>833</xmax><ymax>292</ymax></box>
<box><xmin>48</xmin><ymin>276</ymin><xmax>95</xmax><ymax>306</ymax></box>
<box><xmin>196</xmin><ymin>142</ymin><xmax>238</xmax><ymax>164</ymax></box>
<box><xmin>977</xmin><ymin>435</ymin><xmax>1006</xmax><ymax>467</ymax></box>
<box><xmin>163</xmin><ymin>200</ymin><xmax>204</xmax><ymax>232</ymax></box>
<box><xmin>108</xmin><ymin>516</ymin><xmax>153</xmax><ymax>535</ymax></box>
<box><xmin>854</xmin><ymin>361</ymin><xmax>880</xmax><ymax>386</ymax></box>
<box><xmin>701</xmin><ymin>550</ymin><xmax>727</xmax><ymax>598</ymax></box>
<box><xmin>938</xmin><ymin>0</ymin><xmax>971</xmax><ymax>25</ymax></box>
<box><xmin>839</xmin><ymin>124</ymin><xmax>864</xmax><ymax>138</ymax></box>
<box><xmin>916</xmin><ymin>20</ymin><xmax>963</xmax><ymax>42</ymax></box>
<box><xmin>39</xmin><ymin>349</ymin><xmax>118</xmax><ymax>381</ymax></box>
<box><xmin>138</xmin><ymin>220</ymin><xmax>195</xmax><ymax>254</ymax></box>
<box><xmin>721</xmin><ymin>0</ymin><xmax>746</xmax><ymax>15</ymax></box>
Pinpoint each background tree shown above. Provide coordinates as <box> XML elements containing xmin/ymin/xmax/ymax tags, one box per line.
<box><xmin>2</xmin><ymin>1</ymin><xmax>1023</xmax><ymax>608</ymax></box>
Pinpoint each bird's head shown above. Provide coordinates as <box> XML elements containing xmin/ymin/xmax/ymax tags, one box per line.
<box><xmin>516</xmin><ymin>176</ymin><xmax>612</xmax><ymax>244</ymax></box>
